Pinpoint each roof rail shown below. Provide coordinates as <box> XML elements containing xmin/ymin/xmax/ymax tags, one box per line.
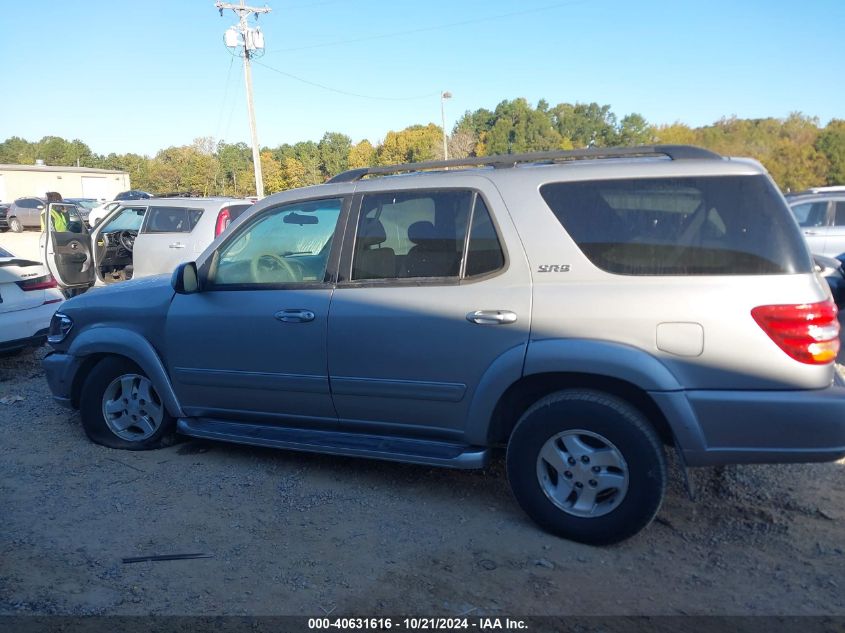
<box><xmin>327</xmin><ymin>145</ymin><xmax>722</xmax><ymax>184</ymax></box>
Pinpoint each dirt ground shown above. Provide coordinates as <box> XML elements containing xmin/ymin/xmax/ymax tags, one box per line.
<box><xmin>0</xmin><ymin>346</ymin><xmax>844</xmax><ymax>617</ymax></box>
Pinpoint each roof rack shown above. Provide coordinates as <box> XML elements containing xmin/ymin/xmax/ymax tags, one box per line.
<box><xmin>327</xmin><ymin>145</ymin><xmax>722</xmax><ymax>184</ymax></box>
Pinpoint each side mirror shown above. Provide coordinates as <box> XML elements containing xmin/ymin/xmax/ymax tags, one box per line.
<box><xmin>37</xmin><ymin>205</ymin><xmax>44</xmax><ymax>210</ymax></box>
<box><xmin>171</xmin><ymin>261</ymin><xmax>199</xmax><ymax>294</ymax></box>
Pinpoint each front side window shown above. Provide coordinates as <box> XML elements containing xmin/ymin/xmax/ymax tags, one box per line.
<box><xmin>211</xmin><ymin>198</ymin><xmax>342</xmax><ymax>286</ymax></box>
<box><xmin>541</xmin><ymin>175</ymin><xmax>813</xmax><ymax>275</ymax></box>
<box><xmin>142</xmin><ymin>207</ymin><xmax>203</xmax><ymax>233</ymax></box>
<box><xmin>47</xmin><ymin>203</ymin><xmax>86</xmax><ymax>234</ymax></box>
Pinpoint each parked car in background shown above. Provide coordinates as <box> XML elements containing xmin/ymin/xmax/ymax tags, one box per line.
<box><xmin>0</xmin><ymin>203</ymin><xmax>10</xmax><ymax>231</ymax></box>
<box><xmin>788</xmin><ymin>190</ymin><xmax>845</xmax><ymax>257</ymax></box>
<box><xmin>115</xmin><ymin>190</ymin><xmax>154</xmax><ymax>201</ymax></box>
<box><xmin>0</xmin><ymin>245</ymin><xmax>63</xmax><ymax>354</ymax></box>
<box><xmin>41</xmin><ymin>146</ymin><xmax>845</xmax><ymax>545</ymax></box>
<box><xmin>63</xmin><ymin>198</ymin><xmax>98</xmax><ymax>225</ymax></box>
<box><xmin>814</xmin><ymin>254</ymin><xmax>845</xmax><ymax>308</ymax></box>
<box><xmin>6</xmin><ymin>196</ymin><xmax>46</xmax><ymax>232</ymax></box>
<box><xmin>43</xmin><ymin>197</ymin><xmax>254</xmax><ymax>288</ymax></box>
<box><xmin>88</xmin><ymin>201</ymin><xmax>121</xmax><ymax>227</ymax></box>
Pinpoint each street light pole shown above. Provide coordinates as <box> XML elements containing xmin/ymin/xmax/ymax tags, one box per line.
<box><xmin>441</xmin><ymin>91</ymin><xmax>452</xmax><ymax>161</ymax></box>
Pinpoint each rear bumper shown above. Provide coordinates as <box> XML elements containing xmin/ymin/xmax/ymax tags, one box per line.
<box><xmin>0</xmin><ymin>328</ymin><xmax>49</xmax><ymax>353</ymax></box>
<box><xmin>0</xmin><ymin>301</ymin><xmax>61</xmax><ymax>352</ymax></box>
<box><xmin>653</xmin><ymin>380</ymin><xmax>845</xmax><ymax>466</ymax></box>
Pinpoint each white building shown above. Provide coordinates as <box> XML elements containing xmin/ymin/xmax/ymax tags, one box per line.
<box><xmin>0</xmin><ymin>163</ymin><xmax>131</xmax><ymax>203</ymax></box>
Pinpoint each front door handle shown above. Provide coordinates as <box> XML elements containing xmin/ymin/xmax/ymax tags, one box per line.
<box><xmin>466</xmin><ymin>310</ymin><xmax>518</xmax><ymax>325</ymax></box>
<box><xmin>169</xmin><ymin>242</ymin><xmax>186</xmax><ymax>249</ymax></box>
<box><xmin>275</xmin><ymin>309</ymin><xmax>316</xmax><ymax>323</ymax></box>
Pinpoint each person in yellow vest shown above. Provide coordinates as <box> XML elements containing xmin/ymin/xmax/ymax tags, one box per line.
<box><xmin>40</xmin><ymin>191</ymin><xmax>70</xmax><ymax>232</ymax></box>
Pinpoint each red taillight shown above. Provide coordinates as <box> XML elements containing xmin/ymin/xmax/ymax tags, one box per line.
<box><xmin>215</xmin><ymin>208</ymin><xmax>231</xmax><ymax>237</ymax></box>
<box><xmin>16</xmin><ymin>274</ymin><xmax>58</xmax><ymax>291</ymax></box>
<box><xmin>751</xmin><ymin>300</ymin><xmax>840</xmax><ymax>364</ymax></box>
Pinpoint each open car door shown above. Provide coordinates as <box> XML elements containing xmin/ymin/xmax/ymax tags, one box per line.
<box><xmin>42</xmin><ymin>202</ymin><xmax>96</xmax><ymax>291</ymax></box>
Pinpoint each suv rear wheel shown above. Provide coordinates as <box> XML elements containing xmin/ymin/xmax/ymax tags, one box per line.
<box><xmin>8</xmin><ymin>216</ymin><xmax>23</xmax><ymax>232</ymax></box>
<box><xmin>506</xmin><ymin>390</ymin><xmax>666</xmax><ymax>545</ymax></box>
<box><xmin>80</xmin><ymin>357</ymin><xmax>176</xmax><ymax>450</ymax></box>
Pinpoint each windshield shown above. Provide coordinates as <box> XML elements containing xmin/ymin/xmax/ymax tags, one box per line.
<box><xmin>102</xmin><ymin>206</ymin><xmax>146</xmax><ymax>231</ymax></box>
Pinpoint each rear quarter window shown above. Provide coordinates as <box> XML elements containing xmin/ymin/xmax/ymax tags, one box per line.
<box><xmin>143</xmin><ymin>207</ymin><xmax>204</xmax><ymax>233</ymax></box>
<box><xmin>540</xmin><ymin>175</ymin><xmax>813</xmax><ymax>275</ymax></box>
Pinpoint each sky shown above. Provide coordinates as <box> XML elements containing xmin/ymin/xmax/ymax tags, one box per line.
<box><xmin>2</xmin><ymin>0</ymin><xmax>843</xmax><ymax>157</ymax></box>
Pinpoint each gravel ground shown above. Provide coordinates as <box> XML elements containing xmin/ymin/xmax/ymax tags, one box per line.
<box><xmin>1</xmin><ymin>347</ymin><xmax>844</xmax><ymax>616</ymax></box>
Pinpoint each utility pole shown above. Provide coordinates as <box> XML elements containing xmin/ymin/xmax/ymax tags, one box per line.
<box><xmin>216</xmin><ymin>0</ymin><xmax>271</xmax><ymax>199</ymax></box>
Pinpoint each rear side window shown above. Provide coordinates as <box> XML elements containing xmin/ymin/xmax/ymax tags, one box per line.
<box><xmin>791</xmin><ymin>201</ymin><xmax>828</xmax><ymax>227</ymax></box>
<box><xmin>540</xmin><ymin>175</ymin><xmax>813</xmax><ymax>275</ymax></box>
<box><xmin>465</xmin><ymin>198</ymin><xmax>505</xmax><ymax>277</ymax></box>
<box><xmin>143</xmin><ymin>207</ymin><xmax>204</xmax><ymax>233</ymax></box>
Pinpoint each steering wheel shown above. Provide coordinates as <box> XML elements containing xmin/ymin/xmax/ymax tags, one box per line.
<box><xmin>119</xmin><ymin>230</ymin><xmax>137</xmax><ymax>252</ymax></box>
<box><xmin>250</xmin><ymin>252</ymin><xmax>301</xmax><ymax>283</ymax></box>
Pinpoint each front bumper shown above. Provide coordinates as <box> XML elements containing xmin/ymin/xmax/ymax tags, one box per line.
<box><xmin>653</xmin><ymin>378</ymin><xmax>845</xmax><ymax>466</ymax></box>
<box><xmin>42</xmin><ymin>351</ymin><xmax>79</xmax><ymax>408</ymax></box>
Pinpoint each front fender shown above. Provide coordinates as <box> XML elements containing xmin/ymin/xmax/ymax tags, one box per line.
<box><xmin>68</xmin><ymin>327</ymin><xmax>184</xmax><ymax>418</ymax></box>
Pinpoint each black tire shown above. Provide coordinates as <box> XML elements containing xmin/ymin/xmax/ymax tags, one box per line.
<box><xmin>8</xmin><ymin>216</ymin><xmax>23</xmax><ymax>233</ymax></box>
<box><xmin>79</xmin><ymin>356</ymin><xmax>176</xmax><ymax>450</ymax></box>
<box><xmin>506</xmin><ymin>389</ymin><xmax>666</xmax><ymax>545</ymax></box>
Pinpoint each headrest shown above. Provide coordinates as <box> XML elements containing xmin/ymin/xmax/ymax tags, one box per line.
<box><xmin>407</xmin><ymin>221</ymin><xmax>436</xmax><ymax>244</ymax></box>
<box><xmin>358</xmin><ymin>217</ymin><xmax>387</xmax><ymax>247</ymax></box>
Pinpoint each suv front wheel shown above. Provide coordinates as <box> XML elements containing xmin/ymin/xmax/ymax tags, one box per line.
<box><xmin>506</xmin><ymin>390</ymin><xmax>666</xmax><ymax>545</ymax></box>
<box><xmin>80</xmin><ymin>357</ymin><xmax>176</xmax><ymax>450</ymax></box>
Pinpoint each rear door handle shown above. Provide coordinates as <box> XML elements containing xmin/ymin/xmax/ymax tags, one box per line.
<box><xmin>169</xmin><ymin>242</ymin><xmax>186</xmax><ymax>249</ymax></box>
<box><xmin>275</xmin><ymin>309</ymin><xmax>316</xmax><ymax>323</ymax></box>
<box><xmin>466</xmin><ymin>310</ymin><xmax>518</xmax><ymax>325</ymax></box>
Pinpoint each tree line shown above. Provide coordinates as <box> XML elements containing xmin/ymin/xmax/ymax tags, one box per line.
<box><xmin>2</xmin><ymin>98</ymin><xmax>843</xmax><ymax>196</ymax></box>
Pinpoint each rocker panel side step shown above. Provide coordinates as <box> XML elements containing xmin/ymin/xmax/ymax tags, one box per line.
<box><xmin>176</xmin><ymin>418</ymin><xmax>490</xmax><ymax>469</ymax></box>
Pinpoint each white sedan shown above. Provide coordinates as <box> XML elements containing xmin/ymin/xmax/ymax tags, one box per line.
<box><xmin>87</xmin><ymin>201</ymin><xmax>121</xmax><ymax>227</ymax></box>
<box><xmin>0</xmin><ymin>245</ymin><xmax>64</xmax><ymax>354</ymax></box>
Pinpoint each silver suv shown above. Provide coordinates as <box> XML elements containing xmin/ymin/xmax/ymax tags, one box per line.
<box><xmin>42</xmin><ymin>146</ymin><xmax>845</xmax><ymax>544</ymax></box>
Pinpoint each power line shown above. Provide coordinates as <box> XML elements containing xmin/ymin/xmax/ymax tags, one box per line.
<box><xmin>214</xmin><ymin>56</ymin><xmax>236</xmax><ymax>141</ymax></box>
<box><xmin>269</xmin><ymin>0</ymin><xmax>592</xmax><ymax>53</ymax></box>
<box><xmin>252</xmin><ymin>58</ymin><xmax>440</xmax><ymax>101</ymax></box>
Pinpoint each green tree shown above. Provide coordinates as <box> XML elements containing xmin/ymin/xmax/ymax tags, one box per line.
<box><xmin>318</xmin><ymin>132</ymin><xmax>352</xmax><ymax>178</ymax></box>
<box><xmin>550</xmin><ymin>102</ymin><xmax>618</xmax><ymax>148</ymax></box>
<box><xmin>348</xmin><ymin>140</ymin><xmax>376</xmax><ymax>168</ymax></box>
<box><xmin>653</xmin><ymin>122</ymin><xmax>697</xmax><ymax>145</ymax></box>
<box><xmin>377</xmin><ymin>124</ymin><xmax>442</xmax><ymax>165</ymax></box>
<box><xmin>816</xmin><ymin>120</ymin><xmax>845</xmax><ymax>185</ymax></box>
<box><xmin>280</xmin><ymin>156</ymin><xmax>307</xmax><ymax>190</ymax></box>
<box><xmin>482</xmin><ymin>98</ymin><xmax>560</xmax><ymax>155</ymax></box>
<box><xmin>616</xmin><ymin>114</ymin><xmax>652</xmax><ymax>146</ymax></box>
<box><xmin>0</xmin><ymin>136</ymin><xmax>36</xmax><ymax>164</ymax></box>
<box><xmin>261</xmin><ymin>150</ymin><xmax>285</xmax><ymax>193</ymax></box>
